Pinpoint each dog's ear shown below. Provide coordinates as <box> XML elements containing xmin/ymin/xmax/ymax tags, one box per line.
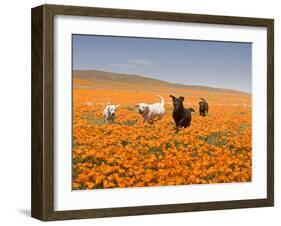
<box><xmin>179</xmin><ymin>96</ymin><xmax>185</xmax><ymax>101</ymax></box>
<box><xmin>144</xmin><ymin>106</ymin><xmax>149</xmax><ymax>112</ymax></box>
<box><xmin>169</xmin><ymin>95</ymin><xmax>175</xmax><ymax>100</ymax></box>
<box><xmin>135</xmin><ymin>104</ymin><xmax>139</xmax><ymax>107</ymax></box>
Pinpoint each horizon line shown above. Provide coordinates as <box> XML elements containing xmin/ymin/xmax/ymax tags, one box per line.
<box><xmin>73</xmin><ymin>68</ymin><xmax>252</xmax><ymax>95</ymax></box>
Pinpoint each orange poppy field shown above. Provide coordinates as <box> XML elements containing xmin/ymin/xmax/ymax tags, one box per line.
<box><xmin>72</xmin><ymin>71</ymin><xmax>252</xmax><ymax>190</ymax></box>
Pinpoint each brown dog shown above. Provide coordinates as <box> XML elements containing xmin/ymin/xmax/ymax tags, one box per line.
<box><xmin>199</xmin><ymin>98</ymin><xmax>208</xmax><ymax>116</ymax></box>
<box><xmin>170</xmin><ymin>95</ymin><xmax>195</xmax><ymax>128</ymax></box>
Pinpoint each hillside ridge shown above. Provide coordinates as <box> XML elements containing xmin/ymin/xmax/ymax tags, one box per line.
<box><xmin>73</xmin><ymin>70</ymin><xmax>250</xmax><ymax>95</ymax></box>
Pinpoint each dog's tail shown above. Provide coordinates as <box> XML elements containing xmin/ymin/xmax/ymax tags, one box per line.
<box><xmin>188</xmin><ymin>107</ymin><xmax>195</xmax><ymax>112</ymax></box>
<box><xmin>157</xmin><ymin>95</ymin><xmax>165</xmax><ymax>106</ymax></box>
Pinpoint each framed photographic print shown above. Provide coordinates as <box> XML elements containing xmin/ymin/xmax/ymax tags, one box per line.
<box><xmin>31</xmin><ymin>4</ymin><xmax>274</xmax><ymax>221</ymax></box>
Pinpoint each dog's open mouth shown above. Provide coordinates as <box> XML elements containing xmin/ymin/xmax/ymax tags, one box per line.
<box><xmin>110</xmin><ymin>113</ymin><xmax>115</xmax><ymax>117</ymax></box>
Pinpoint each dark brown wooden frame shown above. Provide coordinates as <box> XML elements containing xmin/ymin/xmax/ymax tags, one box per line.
<box><xmin>31</xmin><ymin>4</ymin><xmax>274</xmax><ymax>221</ymax></box>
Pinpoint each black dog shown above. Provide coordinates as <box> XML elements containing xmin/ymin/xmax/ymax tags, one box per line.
<box><xmin>199</xmin><ymin>98</ymin><xmax>208</xmax><ymax>116</ymax></box>
<box><xmin>170</xmin><ymin>95</ymin><xmax>195</xmax><ymax>128</ymax></box>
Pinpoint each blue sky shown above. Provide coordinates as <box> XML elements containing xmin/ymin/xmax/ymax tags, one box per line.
<box><xmin>72</xmin><ymin>35</ymin><xmax>252</xmax><ymax>93</ymax></box>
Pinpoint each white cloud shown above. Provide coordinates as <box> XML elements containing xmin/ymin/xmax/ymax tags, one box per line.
<box><xmin>109</xmin><ymin>59</ymin><xmax>155</xmax><ymax>69</ymax></box>
<box><xmin>128</xmin><ymin>59</ymin><xmax>155</xmax><ymax>66</ymax></box>
<box><xmin>109</xmin><ymin>63</ymin><xmax>133</xmax><ymax>68</ymax></box>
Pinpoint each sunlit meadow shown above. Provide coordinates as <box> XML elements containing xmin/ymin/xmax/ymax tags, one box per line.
<box><xmin>72</xmin><ymin>76</ymin><xmax>252</xmax><ymax>190</ymax></box>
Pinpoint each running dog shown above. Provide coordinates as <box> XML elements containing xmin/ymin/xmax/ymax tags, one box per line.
<box><xmin>199</xmin><ymin>98</ymin><xmax>209</xmax><ymax>116</ymax></box>
<box><xmin>103</xmin><ymin>104</ymin><xmax>120</xmax><ymax>123</ymax></box>
<box><xmin>135</xmin><ymin>95</ymin><xmax>165</xmax><ymax>123</ymax></box>
<box><xmin>170</xmin><ymin>95</ymin><xmax>195</xmax><ymax>128</ymax></box>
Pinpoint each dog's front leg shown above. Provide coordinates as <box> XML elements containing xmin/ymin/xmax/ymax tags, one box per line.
<box><xmin>143</xmin><ymin>114</ymin><xmax>149</xmax><ymax>123</ymax></box>
<box><xmin>174</xmin><ymin>126</ymin><xmax>180</xmax><ymax>134</ymax></box>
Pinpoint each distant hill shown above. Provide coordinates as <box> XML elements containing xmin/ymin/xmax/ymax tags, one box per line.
<box><xmin>73</xmin><ymin>70</ymin><xmax>249</xmax><ymax>95</ymax></box>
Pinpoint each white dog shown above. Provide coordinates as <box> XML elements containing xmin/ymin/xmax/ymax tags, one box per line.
<box><xmin>135</xmin><ymin>95</ymin><xmax>165</xmax><ymax>123</ymax></box>
<box><xmin>103</xmin><ymin>104</ymin><xmax>120</xmax><ymax>123</ymax></box>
